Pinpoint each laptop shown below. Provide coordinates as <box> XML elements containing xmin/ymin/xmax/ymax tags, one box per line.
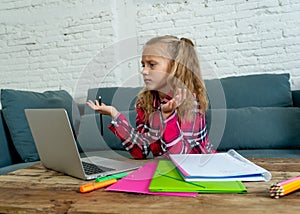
<box><xmin>25</xmin><ymin>108</ymin><xmax>140</xmax><ymax>180</ymax></box>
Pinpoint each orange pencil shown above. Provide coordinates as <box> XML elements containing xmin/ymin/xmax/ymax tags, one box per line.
<box><xmin>80</xmin><ymin>178</ymin><xmax>117</xmax><ymax>193</ymax></box>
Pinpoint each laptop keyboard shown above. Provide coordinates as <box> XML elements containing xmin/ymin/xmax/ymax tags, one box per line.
<box><xmin>82</xmin><ymin>161</ymin><xmax>104</xmax><ymax>175</ymax></box>
<box><xmin>82</xmin><ymin>161</ymin><xmax>113</xmax><ymax>175</ymax></box>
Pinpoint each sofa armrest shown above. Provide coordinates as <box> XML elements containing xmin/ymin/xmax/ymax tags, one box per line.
<box><xmin>292</xmin><ymin>90</ymin><xmax>300</xmax><ymax>107</ymax></box>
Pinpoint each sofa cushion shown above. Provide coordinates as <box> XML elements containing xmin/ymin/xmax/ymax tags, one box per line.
<box><xmin>0</xmin><ymin>161</ymin><xmax>39</xmax><ymax>175</ymax></box>
<box><xmin>0</xmin><ymin>110</ymin><xmax>13</xmax><ymax>168</ymax></box>
<box><xmin>292</xmin><ymin>90</ymin><xmax>300</xmax><ymax>107</ymax></box>
<box><xmin>206</xmin><ymin>107</ymin><xmax>300</xmax><ymax>151</ymax></box>
<box><xmin>205</xmin><ymin>73</ymin><xmax>293</xmax><ymax>109</ymax></box>
<box><xmin>85</xmin><ymin>87</ymin><xmax>142</xmax><ymax>114</ymax></box>
<box><xmin>78</xmin><ymin>110</ymin><xmax>137</xmax><ymax>151</ymax></box>
<box><xmin>1</xmin><ymin>89</ymin><xmax>80</xmax><ymax>162</ymax></box>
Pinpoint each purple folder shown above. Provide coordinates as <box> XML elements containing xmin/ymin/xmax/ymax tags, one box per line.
<box><xmin>106</xmin><ymin>162</ymin><xmax>198</xmax><ymax>197</ymax></box>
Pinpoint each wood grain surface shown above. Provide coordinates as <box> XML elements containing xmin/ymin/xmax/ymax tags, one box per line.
<box><xmin>0</xmin><ymin>158</ymin><xmax>299</xmax><ymax>214</ymax></box>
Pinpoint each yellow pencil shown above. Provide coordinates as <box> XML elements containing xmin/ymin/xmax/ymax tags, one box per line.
<box><xmin>280</xmin><ymin>181</ymin><xmax>300</xmax><ymax>196</ymax></box>
<box><xmin>268</xmin><ymin>178</ymin><xmax>300</xmax><ymax>198</ymax></box>
<box><xmin>281</xmin><ymin>179</ymin><xmax>300</xmax><ymax>189</ymax></box>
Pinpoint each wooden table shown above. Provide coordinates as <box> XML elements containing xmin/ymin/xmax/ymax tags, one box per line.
<box><xmin>0</xmin><ymin>158</ymin><xmax>299</xmax><ymax>214</ymax></box>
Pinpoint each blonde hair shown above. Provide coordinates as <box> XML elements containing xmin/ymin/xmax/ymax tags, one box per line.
<box><xmin>137</xmin><ymin>35</ymin><xmax>208</xmax><ymax>122</ymax></box>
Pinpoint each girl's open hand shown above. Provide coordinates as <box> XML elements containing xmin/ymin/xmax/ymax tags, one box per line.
<box><xmin>86</xmin><ymin>100</ymin><xmax>119</xmax><ymax>119</ymax></box>
<box><xmin>161</xmin><ymin>88</ymin><xmax>186</xmax><ymax>120</ymax></box>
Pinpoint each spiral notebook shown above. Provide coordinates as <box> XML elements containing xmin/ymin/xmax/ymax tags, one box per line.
<box><xmin>169</xmin><ymin>149</ymin><xmax>272</xmax><ymax>182</ymax></box>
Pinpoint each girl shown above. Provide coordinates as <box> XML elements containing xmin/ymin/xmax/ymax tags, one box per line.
<box><xmin>87</xmin><ymin>35</ymin><xmax>216</xmax><ymax>159</ymax></box>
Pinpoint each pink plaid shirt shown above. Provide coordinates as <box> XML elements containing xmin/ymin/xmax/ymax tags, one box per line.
<box><xmin>108</xmin><ymin>91</ymin><xmax>216</xmax><ymax>159</ymax></box>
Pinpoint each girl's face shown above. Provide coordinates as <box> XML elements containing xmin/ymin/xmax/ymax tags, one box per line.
<box><xmin>141</xmin><ymin>44</ymin><xmax>173</xmax><ymax>94</ymax></box>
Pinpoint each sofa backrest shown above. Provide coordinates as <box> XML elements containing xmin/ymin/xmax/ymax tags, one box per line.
<box><xmin>205</xmin><ymin>73</ymin><xmax>299</xmax><ymax>151</ymax></box>
<box><xmin>292</xmin><ymin>90</ymin><xmax>300</xmax><ymax>107</ymax></box>
<box><xmin>207</xmin><ymin>107</ymin><xmax>300</xmax><ymax>151</ymax></box>
<box><xmin>85</xmin><ymin>73</ymin><xmax>293</xmax><ymax>112</ymax></box>
<box><xmin>205</xmin><ymin>73</ymin><xmax>293</xmax><ymax>109</ymax></box>
<box><xmin>0</xmin><ymin>110</ymin><xmax>12</xmax><ymax>167</ymax></box>
<box><xmin>79</xmin><ymin>73</ymin><xmax>298</xmax><ymax>153</ymax></box>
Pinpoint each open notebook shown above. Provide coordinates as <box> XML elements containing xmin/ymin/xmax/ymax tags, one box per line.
<box><xmin>169</xmin><ymin>149</ymin><xmax>272</xmax><ymax>182</ymax></box>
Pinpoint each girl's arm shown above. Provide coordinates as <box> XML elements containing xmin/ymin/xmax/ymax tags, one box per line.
<box><xmin>87</xmin><ymin>99</ymin><xmax>165</xmax><ymax>159</ymax></box>
<box><xmin>108</xmin><ymin>104</ymin><xmax>215</xmax><ymax>159</ymax></box>
<box><xmin>87</xmin><ymin>97</ymin><xmax>215</xmax><ymax>158</ymax></box>
<box><xmin>108</xmin><ymin>105</ymin><xmax>165</xmax><ymax>159</ymax></box>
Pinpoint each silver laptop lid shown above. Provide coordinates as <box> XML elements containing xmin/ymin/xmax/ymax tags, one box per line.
<box><xmin>25</xmin><ymin>108</ymin><xmax>140</xmax><ymax>180</ymax></box>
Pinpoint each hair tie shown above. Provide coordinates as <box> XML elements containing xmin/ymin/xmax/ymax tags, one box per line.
<box><xmin>180</xmin><ymin>37</ymin><xmax>194</xmax><ymax>47</ymax></box>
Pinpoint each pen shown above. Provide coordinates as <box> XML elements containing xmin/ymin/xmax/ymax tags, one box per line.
<box><xmin>95</xmin><ymin>171</ymin><xmax>130</xmax><ymax>183</ymax></box>
<box><xmin>98</xmin><ymin>96</ymin><xmax>103</xmax><ymax>136</ymax></box>
<box><xmin>79</xmin><ymin>178</ymin><xmax>117</xmax><ymax>193</ymax></box>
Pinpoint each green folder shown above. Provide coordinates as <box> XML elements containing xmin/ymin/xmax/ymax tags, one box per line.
<box><xmin>149</xmin><ymin>160</ymin><xmax>247</xmax><ymax>193</ymax></box>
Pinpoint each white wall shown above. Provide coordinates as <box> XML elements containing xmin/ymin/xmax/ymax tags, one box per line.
<box><xmin>0</xmin><ymin>0</ymin><xmax>300</xmax><ymax>103</ymax></box>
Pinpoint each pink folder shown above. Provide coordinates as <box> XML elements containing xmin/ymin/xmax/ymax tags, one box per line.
<box><xmin>106</xmin><ymin>162</ymin><xmax>198</xmax><ymax>197</ymax></box>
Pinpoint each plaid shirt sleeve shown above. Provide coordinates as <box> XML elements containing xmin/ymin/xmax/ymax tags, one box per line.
<box><xmin>108</xmin><ymin>106</ymin><xmax>165</xmax><ymax>159</ymax></box>
<box><xmin>108</xmin><ymin>102</ymin><xmax>216</xmax><ymax>159</ymax></box>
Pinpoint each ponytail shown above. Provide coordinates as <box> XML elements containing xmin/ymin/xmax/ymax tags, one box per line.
<box><xmin>170</xmin><ymin>37</ymin><xmax>208</xmax><ymax>121</ymax></box>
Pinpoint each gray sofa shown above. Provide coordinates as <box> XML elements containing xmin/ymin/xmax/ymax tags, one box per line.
<box><xmin>1</xmin><ymin>73</ymin><xmax>300</xmax><ymax>175</ymax></box>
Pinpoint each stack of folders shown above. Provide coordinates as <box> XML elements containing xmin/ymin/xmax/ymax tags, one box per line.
<box><xmin>106</xmin><ymin>150</ymin><xmax>271</xmax><ymax>197</ymax></box>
